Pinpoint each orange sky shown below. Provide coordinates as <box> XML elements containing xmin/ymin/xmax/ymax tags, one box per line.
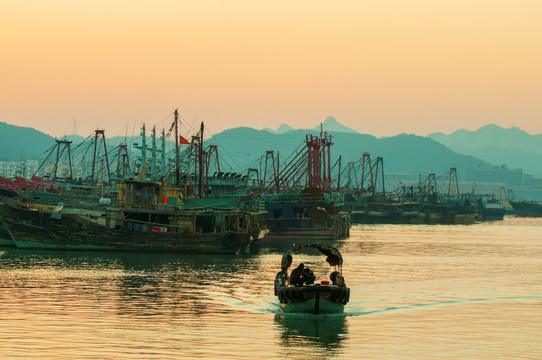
<box><xmin>1</xmin><ymin>0</ymin><xmax>541</xmax><ymax>139</ymax></box>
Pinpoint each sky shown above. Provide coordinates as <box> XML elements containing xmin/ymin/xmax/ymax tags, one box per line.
<box><xmin>1</xmin><ymin>0</ymin><xmax>541</xmax><ymax>139</ymax></box>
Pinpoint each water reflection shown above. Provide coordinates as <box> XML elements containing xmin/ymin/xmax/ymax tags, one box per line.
<box><xmin>0</xmin><ymin>247</ymin><xmax>251</xmax><ymax>270</ymax></box>
<box><xmin>274</xmin><ymin>314</ymin><xmax>349</xmax><ymax>350</ymax></box>
<box><xmin>251</xmin><ymin>238</ymin><xmax>348</xmax><ymax>256</ymax></box>
<box><xmin>0</xmin><ymin>248</ymin><xmax>257</xmax><ymax>319</ymax></box>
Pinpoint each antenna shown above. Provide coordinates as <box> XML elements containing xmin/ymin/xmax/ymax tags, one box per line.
<box><xmin>73</xmin><ymin>117</ymin><xmax>76</xmax><ymax>135</ymax></box>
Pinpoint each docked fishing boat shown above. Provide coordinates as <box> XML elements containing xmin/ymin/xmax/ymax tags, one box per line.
<box><xmin>475</xmin><ymin>196</ymin><xmax>505</xmax><ymax>221</ymax></box>
<box><xmin>274</xmin><ymin>244</ymin><xmax>350</xmax><ymax>314</ymax></box>
<box><xmin>264</xmin><ymin>190</ymin><xmax>350</xmax><ymax>240</ymax></box>
<box><xmin>510</xmin><ymin>200</ymin><xmax>542</xmax><ymax>217</ymax></box>
<box><xmin>256</xmin><ymin>130</ymin><xmax>351</xmax><ymax>240</ymax></box>
<box><xmin>0</xmin><ymin>179</ymin><xmax>259</xmax><ymax>254</ymax></box>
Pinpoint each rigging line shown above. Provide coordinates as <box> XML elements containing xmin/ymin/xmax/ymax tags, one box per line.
<box><xmin>179</xmin><ymin>114</ymin><xmax>199</xmax><ymax>137</ymax></box>
<box><xmin>128</xmin><ymin>118</ymin><xmax>138</xmax><ymax>148</ymax></box>
<box><xmin>73</xmin><ymin>133</ymin><xmax>94</xmax><ymax>150</ymax></box>
<box><xmin>151</xmin><ymin>111</ymin><xmax>175</xmax><ymax>129</ymax></box>
<box><xmin>209</xmin><ymin>141</ymin><xmax>243</xmax><ymax>173</ymax></box>
<box><xmin>39</xmin><ymin>143</ymin><xmax>57</xmax><ymax>157</ymax></box>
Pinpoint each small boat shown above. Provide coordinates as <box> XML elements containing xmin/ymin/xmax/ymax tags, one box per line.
<box><xmin>274</xmin><ymin>244</ymin><xmax>350</xmax><ymax>314</ymax></box>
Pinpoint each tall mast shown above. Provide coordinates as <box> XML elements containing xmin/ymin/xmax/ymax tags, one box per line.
<box><xmin>151</xmin><ymin>126</ymin><xmax>157</xmax><ymax>176</ymax></box>
<box><xmin>161</xmin><ymin>128</ymin><xmax>166</xmax><ymax>176</ymax></box>
<box><xmin>140</xmin><ymin>124</ymin><xmax>147</xmax><ymax>171</ymax></box>
<box><xmin>198</xmin><ymin>122</ymin><xmax>204</xmax><ymax>198</ymax></box>
<box><xmin>91</xmin><ymin>130</ymin><xmax>110</xmax><ymax>183</ymax></box>
<box><xmin>174</xmin><ymin>109</ymin><xmax>180</xmax><ymax>185</ymax></box>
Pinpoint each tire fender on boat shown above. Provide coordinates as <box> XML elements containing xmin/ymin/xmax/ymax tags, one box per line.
<box><xmin>221</xmin><ymin>233</ymin><xmax>240</xmax><ymax>249</ymax></box>
<box><xmin>344</xmin><ymin>288</ymin><xmax>350</xmax><ymax>304</ymax></box>
<box><xmin>334</xmin><ymin>286</ymin><xmax>345</xmax><ymax>303</ymax></box>
<box><xmin>282</xmin><ymin>288</ymin><xmax>292</xmax><ymax>303</ymax></box>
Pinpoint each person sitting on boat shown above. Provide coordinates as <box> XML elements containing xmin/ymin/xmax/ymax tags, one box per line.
<box><xmin>330</xmin><ymin>271</ymin><xmax>345</xmax><ymax>286</ymax></box>
<box><xmin>289</xmin><ymin>263</ymin><xmax>316</xmax><ymax>286</ymax></box>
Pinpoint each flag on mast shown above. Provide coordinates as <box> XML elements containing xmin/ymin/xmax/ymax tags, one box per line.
<box><xmin>179</xmin><ymin>135</ymin><xmax>190</xmax><ymax>145</ymax></box>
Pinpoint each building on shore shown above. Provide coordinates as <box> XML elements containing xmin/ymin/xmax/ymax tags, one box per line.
<box><xmin>0</xmin><ymin>160</ymin><xmax>39</xmax><ymax>179</ymax></box>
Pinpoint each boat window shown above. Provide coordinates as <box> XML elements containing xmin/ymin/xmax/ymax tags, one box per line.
<box><xmin>196</xmin><ymin>215</ymin><xmax>216</xmax><ymax>233</ymax></box>
<box><xmin>292</xmin><ymin>207</ymin><xmax>305</xmax><ymax>218</ymax></box>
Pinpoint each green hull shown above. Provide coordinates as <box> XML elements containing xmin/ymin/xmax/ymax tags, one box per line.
<box><xmin>0</xmin><ymin>238</ymin><xmax>15</xmax><ymax>247</ymax></box>
<box><xmin>11</xmin><ymin>239</ymin><xmax>114</xmax><ymax>251</ymax></box>
<box><xmin>280</xmin><ymin>297</ymin><xmax>344</xmax><ymax>314</ymax></box>
<box><xmin>0</xmin><ymin>222</ymin><xmax>15</xmax><ymax>247</ymax></box>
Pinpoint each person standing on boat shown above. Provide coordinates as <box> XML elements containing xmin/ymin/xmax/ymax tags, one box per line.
<box><xmin>281</xmin><ymin>255</ymin><xmax>293</xmax><ymax>282</ymax></box>
<box><xmin>290</xmin><ymin>263</ymin><xmax>315</xmax><ymax>286</ymax></box>
<box><xmin>326</xmin><ymin>254</ymin><xmax>340</xmax><ymax>267</ymax></box>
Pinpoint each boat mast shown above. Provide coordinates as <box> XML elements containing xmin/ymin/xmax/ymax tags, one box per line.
<box><xmin>151</xmin><ymin>126</ymin><xmax>157</xmax><ymax>176</ymax></box>
<box><xmin>100</xmin><ymin>159</ymin><xmax>104</xmax><ymax>198</ymax></box>
<box><xmin>50</xmin><ymin>139</ymin><xmax>73</xmax><ymax>180</ymax></box>
<box><xmin>91</xmin><ymin>130</ymin><xmax>110</xmax><ymax>184</ymax></box>
<box><xmin>174</xmin><ymin>109</ymin><xmax>180</xmax><ymax>185</ymax></box>
<box><xmin>198</xmin><ymin>122</ymin><xmax>204</xmax><ymax>198</ymax></box>
<box><xmin>140</xmin><ymin>124</ymin><xmax>147</xmax><ymax>172</ymax></box>
<box><xmin>161</xmin><ymin>128</ymin><xmax>166</xmax><ymax>176</ymax></box>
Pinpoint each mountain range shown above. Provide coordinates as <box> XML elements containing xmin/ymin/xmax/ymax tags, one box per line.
<box><xmin>427</xmin><ymin>124</ymin><xmax>542</xmax><ymax>177</ymax></box>
<box><xmin>1</xmin><ymin>118</ymin><xmax>540</xmax><ymax>178</ymax></box>
<box><xmin>263</xmin><ymin>116</ymin><xmax>358</xmax><ymax>134</ymax></box>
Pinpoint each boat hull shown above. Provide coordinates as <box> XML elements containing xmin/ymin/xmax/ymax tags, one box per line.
<box><xmin>264</xmin><ymin>201</ymin><xmax>350</xmax><ymax>240</ymax></box>
<box><xmin>0</xmin><ymin>200</ymin><xmax>251</xmax><ymax>254</ymax></box>
<box><xmin>482</xmin><ymin>207</ymin><xmax>505</xmax><ymax>221</ymax></box>
<box><xmin>265</xmin><ymin>215</ymin><xmax>350</xmax><ymax>240</ymax></box>
<box><xmin>276</xmin><ymin>285</ymin><xmax>349</xmax><ymax>315</ymax></box>
<box><xmin>264</xmin><ymin>228</ymin><xmax>341</xmax><ymax>241</ymax></box>
<box><xmin>279</xmin><ymin>297</ymin><xmax>345</xmax><ymax>314</ymax></box>
<box><xmin>0</xmin><ymin>223</ymin><xmax>15</xmax><ymax>247</ymax></box>
<box><xmin>510</xmin><ymin>201</ymin><xmax>542</xmax><ymax>217</ymax></box>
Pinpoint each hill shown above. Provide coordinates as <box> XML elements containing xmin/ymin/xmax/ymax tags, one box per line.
<box><xmin>208</xmin><ymin>128</ymin><xmax>490</xmax><ymax>178</ymax></box>
<box><xmin>0</xmin><ymin>121</ymin><xmax>56</xmax><ymax>161</ymax></box>
<box><xmin>0</xmin><ymin>120</ymin><xmax>513</xmax><ymax>181</ymax></box>
<box><xmin>427</xmin><ymin>124</ymin><xmax>542</xmax><ymax>177</ymax></box>
<box><xmin>263</xmin><ymin>116</ymin><xmax>359</xmax><ymax>135</ymax></box>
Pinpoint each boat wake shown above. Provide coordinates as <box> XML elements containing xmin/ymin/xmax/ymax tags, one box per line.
<box><xmin>344</xmin><ymin>294</ymin><xmax>542</xmax><ymax>317</ymax></box>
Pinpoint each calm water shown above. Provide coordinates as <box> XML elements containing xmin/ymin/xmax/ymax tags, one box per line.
<box><xmin>1</xmin><ymin>216</ymin><xmax>542</xmax><ymax>359</ymax></box>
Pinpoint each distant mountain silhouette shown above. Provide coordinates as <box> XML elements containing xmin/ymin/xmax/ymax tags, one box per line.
<box><xmin>0</xmin><ymin>121</ymin><xmax>56</xmax><ymax>161</ymax></box>
<box><xmin>208</xmin><ymin>127</ymin><xmax>490</xmax><ymax>178</ymax></box>
<box><xmin>427</xmin><ymin>124</ymin><xmax>542</xmax><ymax>177</ymax></box>
<box><xmin>263</xmin><ymin>123</ymin><xmax>295</xmax><ymax>134</ymax></box>
<box><xmin>263</xmin><ymin>116</ymin><xmax>358</xmax><ymax>134</ymax></box>
<box><xmin>4</xmin><ymin>119</ymin><xmax>537</xmax><ymax>181</ymax></box>
<box><xmin>312</xmin><ymin>116</ymin><xmax>359</xmax><ymax>134</ymax></box>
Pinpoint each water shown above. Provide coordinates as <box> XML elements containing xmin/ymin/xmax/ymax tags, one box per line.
<box><xmin>1</xmin><ymin>216</ymin><xmax>542</xmax><ymax>359</ymax></box>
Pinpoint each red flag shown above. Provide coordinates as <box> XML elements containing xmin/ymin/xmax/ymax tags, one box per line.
<box><xmin>179</xmin><ymin>135</ymin><xmax>190</xmax><ymax>145</ymax></box>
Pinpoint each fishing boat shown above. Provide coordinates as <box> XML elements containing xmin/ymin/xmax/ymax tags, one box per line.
<box><xmin>274</xmin><ymin>244</ymin><xmax>350</xmax><ymax>314</ymax></box>
<box><xmin>264</xmin><ymin>189</ymin><xmax>350</xmax><ymax>240</ymax></box>
<box><xmin>509</xmin><ymin>200</ymin><xmax>542</xmax><ymax>217</ymax></box>
<box><xmin>475</xmin><ymin>195</ymin><xmax>505</xmax><ymax>221</ymax></box>
<box><xmin>0</xmin><ymin>179</ymin><xmax>259</xmax><ymax>254</ymax></box>
<box><xmin>256</xmin><ymin>130</ymin><xmax>351</xmax><ymax>241</ymax></box>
